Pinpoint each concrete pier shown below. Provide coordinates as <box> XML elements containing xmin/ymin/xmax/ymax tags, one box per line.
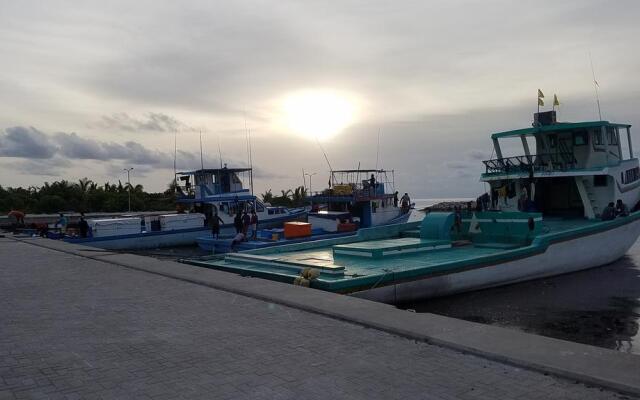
<box><xmin>1</xmin><ymin>235</ymin><xmax>638</xmax><ymax>399</ymax></box>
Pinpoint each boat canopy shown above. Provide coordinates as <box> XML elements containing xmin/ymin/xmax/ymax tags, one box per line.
<box><xmin>177</xmin><ymin>168</ymin><xmax>252</xmax><ymax>175</ymax></box>
<box><xmin>491</xmin><ymin>121</ymin><xmax>631</xmax><ymax>140</ymax></box>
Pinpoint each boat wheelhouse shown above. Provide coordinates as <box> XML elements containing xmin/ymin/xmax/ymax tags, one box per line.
<box><xmin>308</xmin><ymin>169</ymin><xmax>410</xmax><ymax>231</ymax></box>
<box><xmin>482</xmin><ymin>111</ymin><xmax>638</xmax><ymax>219</ymax></box>
<box><xmin>176</xmin><ymin>166</ymin><xmax>306</xmax><ymax>232</ymax></box>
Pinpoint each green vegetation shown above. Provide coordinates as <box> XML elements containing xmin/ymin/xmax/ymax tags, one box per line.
<box><xmin>260</xmin><ymin>186</ymin><xmax>308</xmax><ymax>207</ymax></box>
<box><xmin>0</xmin><ymin>178</ymin><xmax>175</xmax><ymax>214</ymax></box>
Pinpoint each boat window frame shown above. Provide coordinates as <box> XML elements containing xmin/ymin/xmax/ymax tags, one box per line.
<box><xmin>573</xmin><ymin>131</ymin><xmax>588</xmax><ymax>146</ymax></box>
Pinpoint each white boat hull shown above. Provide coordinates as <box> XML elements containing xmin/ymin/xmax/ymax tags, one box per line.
<box><xmin>65</xmin><ymin>228</ymin><xmax>210</xmax><ymax>250</ymax></box>
<box><xmin>352</xmin><ymin>217</ymin><xmax>640</xmax><ymax>304</ymax></box>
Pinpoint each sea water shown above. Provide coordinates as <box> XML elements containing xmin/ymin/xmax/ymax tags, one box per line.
<box><xmin>403</xmin><ymin>199</ymin><xmax>640</xmax><ymax>355</ymax></box>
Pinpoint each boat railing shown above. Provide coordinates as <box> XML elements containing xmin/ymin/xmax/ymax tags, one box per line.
<box><xmin>482</xmin><ymin>152</ymin><xmax>576</xmax><ymax>174</ymax></box>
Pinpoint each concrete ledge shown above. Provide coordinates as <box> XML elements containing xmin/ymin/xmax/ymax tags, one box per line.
<box><xmin>10</xmin><ymin>236</ymin><xmax>640</xmax><ymax>396</ymax></box>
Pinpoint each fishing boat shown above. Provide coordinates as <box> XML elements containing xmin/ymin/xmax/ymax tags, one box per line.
<box><xmin>308</xmin><ymin>169</ymin><xmax>411</xmax><ymax>231</ymax></box>
<box><xmin>64</xmin><ymin>166</ymin><xmax>306</xmax><ymax>250</ymax></box>
<box><xmin>195</xmin><ymin>168</ymin><xmax>411</xmax><ymax>253</ymax></box>
<box><xmin>183</xmin><ymin>111</ymin><xmax>640</xmax><ymax>303</ymax></box>
<box><xmin>63</xmin><ymin>213</ymin><xmax>209</xmax><ymax>250</ymax></box>
<box><xmin>177</xmin><ymin>166</ymin><xmax>306</xmax><ymax>231</ymax></box>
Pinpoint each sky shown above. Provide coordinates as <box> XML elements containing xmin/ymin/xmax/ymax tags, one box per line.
<box><xmin>1</xmin><ymin>0</ymin><xmax>639</xmax><ymax>198</ymax></box>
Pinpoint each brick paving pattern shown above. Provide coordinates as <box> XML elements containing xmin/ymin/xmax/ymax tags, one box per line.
<box><xmin>0</xmin><ymin>238</ymin><xmax>635</xmax><ymax>399</ymax></box>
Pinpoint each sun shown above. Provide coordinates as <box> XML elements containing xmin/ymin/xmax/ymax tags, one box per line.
<box><xmin>282</xmin><ymin>89</ymin><xmax>357</xmax><ymax>140</ymax></box>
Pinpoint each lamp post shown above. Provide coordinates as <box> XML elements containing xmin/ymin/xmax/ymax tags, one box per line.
<box><xmin>304</xmin><ymin>172</ymin><xmax>316</xmax><ymax>207</ymax></box>
<box><xmin>123</xmin><ymin>168</ymin><xmax>134</xmax><ymax>212</ymax></box>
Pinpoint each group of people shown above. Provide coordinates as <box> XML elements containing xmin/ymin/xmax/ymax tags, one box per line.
<box><xmin>393</xmin><ymin>191</ymin><xmax>412</xmax><ymax>213</ymax></box>
<box><xmin>211</xmin><ymin>209</ymin><xmax>259</xmax><ymax>251</ymax></box>
<box><xmin>601</xmin><ymin>199</ymin><xmax>630</xmax><ymax>221</ymax></box>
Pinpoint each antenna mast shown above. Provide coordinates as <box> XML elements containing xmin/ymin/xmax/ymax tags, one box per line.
<box><xmin>173</xmin><ymin>129</ymin><xmax>178</xmax><ymax>194</ymax></box>
<box><xmin>199</xmin><ymin>129</ymin><xmax>205</xmax><ymax>170</ymax></box>
<box><xmin>589</xmin><ymin>52</ymin><xmax>603</xmax><ymax>120</ymax></box>
<box><xmin>217</xmin><ymin>133</ymin><xmax>223</xmax><ymax>169</ymax></box>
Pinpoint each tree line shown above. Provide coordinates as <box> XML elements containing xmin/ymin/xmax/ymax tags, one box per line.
<box><xmin>0</xmin><ymin>178</ymin><xmax>311</xmax><ymax>214</ymax></box>
<box><xmin>0</xmin><ymin>178</ymin><xmax>174</xmax><ymax>214</ymax></box>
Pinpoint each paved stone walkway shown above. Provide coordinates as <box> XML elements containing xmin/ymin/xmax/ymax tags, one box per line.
<box><xmin>0</xmin><ymin>238</ymin><xmax>635</xmax><ymax>400</ymax></box>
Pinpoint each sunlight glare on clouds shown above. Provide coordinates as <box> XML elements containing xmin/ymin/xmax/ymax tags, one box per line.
<box><xmin>281</xmin><ymin>89</ymin><xmax>358</xmax><ymax>141</ymax></box>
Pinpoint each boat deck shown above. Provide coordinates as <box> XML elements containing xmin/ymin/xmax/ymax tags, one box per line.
<box><xmin>183</xmin><ymin>214</ymin><xmax>630</xmax><ymax>293</ymax></box>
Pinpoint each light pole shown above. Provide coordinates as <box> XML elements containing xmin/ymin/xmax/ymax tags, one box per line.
<box><xmin>123</xmin><ymin>168</ymin><xmax>134</xmax><ymax>212</ymax></box>
<box><xmin>304</xmin><ymin>172</ymin><xmax>316</xmax><ymax>207</ymax></box>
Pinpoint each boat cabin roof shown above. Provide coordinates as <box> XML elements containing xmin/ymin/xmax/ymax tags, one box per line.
<box><xmin>491</xmin><ymin>121</ymin><xmax>631</xmax><ymax>140</ymax></box>
<box><xmin>332</xmin><ymin>169</ymin><xmax>387</xmax><ymax>174</ymax></box>
<box><xmin>177</xmin><ymin>167</ymin><xmax>252</xmax><ymax>175</ymax></box>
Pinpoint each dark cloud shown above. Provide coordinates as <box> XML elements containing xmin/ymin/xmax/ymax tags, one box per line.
<box><xmin>13</xmin><ymin>157</ymin><xmax>72</xmax><ymax>177</ymax></box>
<box><xmin>0</xmin><ymin>126</ymin><xmax>57</xmax><ymax>158</ymax></box>
<box><xmin>94</xmin><ymin>112</ymin><xmax>191</xmax><ymax>133</ymax></box>
<box><xmin>1</xmin><ymin>126</ymin><xmax>267</xmax><ymax>178</ymax></box>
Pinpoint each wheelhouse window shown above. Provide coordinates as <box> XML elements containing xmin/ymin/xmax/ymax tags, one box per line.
<box><xmin>593</xmin><ymin>175</ymin><xmax>608</xmax><ymax>187</ymax></box>
<box><xmin>592</xmin><ymin>130</ymin><xmax>604</xmax><ymax>145</ymax></box>
<box><xmin>607</xmin><ymin>127</ymin><xmax>619</xmax><ymax>145</ymax></box>
<box><xmin>573</xmin><ymin>131</ymin><xmax>588</xmax><ymax>146</ymax></box>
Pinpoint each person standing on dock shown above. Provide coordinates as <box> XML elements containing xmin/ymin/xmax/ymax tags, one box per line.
<box><xmin>233</xmin><ymin>211</ymin><xmax>243</xmax><ymax>234</ymax></box>
<box><xmin>242</xmin><ymin>211</ymin><xmax>251</xmax><ymax>239</ymax></box>
<box><xmin>401</xmin><ymin>193</ymin><xmax>411</xmax><ymax>213</ymax></box>
<box><xmin>211</xmin><ymin>211</ymin><xmax>224</xmax><ymax>239</ymax></box>
<box><xmin>250</xmin><ymin>210</ymin><xmax>258</xmax><ymax>240</ymax></box>
<box><xmin>55</xmin><ymin>213</ymin><xmax>68</xmax><ymax>236</ymax></box>
<box><xmin>78</xmin><ymin>214</ymin><xmax>89</xmax><ymax>238</ymax></box>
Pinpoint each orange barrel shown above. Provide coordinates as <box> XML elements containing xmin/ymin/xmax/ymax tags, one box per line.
<box><xmin>284</xmin><ymin>222</ymin><xmax>312</xmax><ymax>239</ymax></box>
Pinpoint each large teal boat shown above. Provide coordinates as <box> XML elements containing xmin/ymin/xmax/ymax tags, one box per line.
<box><xmin>183</xmin><ymin>111</ymin><xmax>640</xmax><ymax>303</ymax></box>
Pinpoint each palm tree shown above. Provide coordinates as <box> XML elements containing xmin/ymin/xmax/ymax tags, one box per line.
<box><xmin>261</xmin><ymin>189</ymin><xmax>273</xmax><ymax>203</ymax></box>
<box><xmin>78</xmin><ymin>177</ymin><xmax>93</xmax><ymax>193</ymax></box>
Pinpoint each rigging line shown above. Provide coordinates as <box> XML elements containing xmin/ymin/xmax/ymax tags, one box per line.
<box><xmin>589</xmin><ymin>51</ymin><xmax>603</xmax><ymax>120</ymax></box>
<box><xmin>315</xmin><ymin>137</ymin><xmax>334</xmax><ymax>185</ymax></box>
<box><xmin>375</xmin><ymin>128</ymin><xmax>381</xmax><ymax>172</ymax></box>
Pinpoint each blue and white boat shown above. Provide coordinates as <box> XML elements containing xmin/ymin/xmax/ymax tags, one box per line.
<box><xmin>175</xmin><ymin>166</ymin><xmax>306</xmax><ymax>233</ymax></box>
<box><xmin>64</xmin><ymin>213</ymin><xmax>209</xmax><ymax>250</ymax></box>
<box><xmin>183</xmin><ymin>111</ymin><xmax>640</xmax><ymax>303</ymax></box>
<box><xmin>65</xmin><ymin>166</ymin><xmax>306</xmax><ymax>250</ymax></box>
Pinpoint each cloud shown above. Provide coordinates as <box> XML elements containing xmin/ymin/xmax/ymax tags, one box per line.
<box><xmin>0</xmin><ymin>126</ymin><xmax>268</xmax><ymax>179</ymax></box>
<box><xmin>12</xmin><ymin>157</ymin><xmax>72</xmax><ymax>177</ymax></box>
<box><xmin>445</xmin><ymin>161</ymin><xmax>473</xmax><ymax>170</ymax></box>
<box><xmin>467</xmin><ymin>149</ymin><xmax>488</xmax><ymax>160</ymax></box>
<box><xmin>93</xmin><ymin>112</ymin><xmax>191</xmax><ymax>133</ymax></box>
<box><xmin>0</xmin><ymin>126</ymin><xmax>57</xmax><ymax>158</ymax></box>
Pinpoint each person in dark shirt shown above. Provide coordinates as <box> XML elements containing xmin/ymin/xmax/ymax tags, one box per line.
<box><xmin>78</xmin><ymin>215</ymin><xmax>89</xmax><ymax>238</ymax></box>
<box><xmin>601</xmin><ymin>202</ymin><xmax>616</xmax><ymax>221</ymax></box>
<box><xmin>233</xmin><ymin>211</ymin><xmax>243</xmax><ymax>234</ymax></box>
<box><xmin>393</xmin><ymin>191</ymin><xmax>399</xmax><ymax>207</ymax></box>
<box><xmin>250</xmin><ymin>211</ymin><xmax>258</xmax><ymax>240</ymax></box>
<box><xmin>211</xmin><ymin>212</ymin><xmax>224</xmax><ymax>239</ymax></box>
<box><xmin>242</xmin><ymin>211</ymin><xmax>251</xmax><ymax>238</ymax></box>
<box><xmin>616</xmin><ymin>199</ymin><xmax>630</xmax><ymax>217</ymax></box>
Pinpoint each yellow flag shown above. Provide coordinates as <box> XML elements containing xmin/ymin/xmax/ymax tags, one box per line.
<box><xmin>538</xmin><ymin>97</ymin><xmax>544</xmax><ymax>106</ymax></box>
<box><xmin>553</xmin><ymin>94</ymin><xmax>559</xmax><ymax>106</ymax></box>
<box><xmin>538</xmin><ymin>89</ymin><xmax>544</xmax><ymax>98</ymax></box>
